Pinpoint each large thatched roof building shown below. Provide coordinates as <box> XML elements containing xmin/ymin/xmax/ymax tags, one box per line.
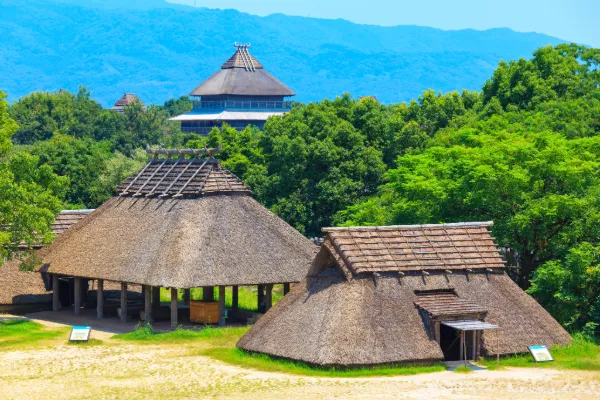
<box><xmin>39</xmin><ymin>150</ymin><xmax>316</xmax><ymax>325</ymax></box>
<box><xmin>170</xmin><ymin>44</ymin><xmax>295</xmax><ymax>135</ymax></box>
<box><xmin>0</xmin><ymin>210</ymin><xmax>92</xmax><ymax>311</ymax></box>
<box><xmin>238</xmin><ymin>222</ymin><xmax>571</xmax><ymax>367</ymax></box>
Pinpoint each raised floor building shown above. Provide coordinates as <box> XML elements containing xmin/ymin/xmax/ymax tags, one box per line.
<box><xmin>170</xmin><ymin>44</ymin><xmax>295</xmax><ymax>135</ymax></box>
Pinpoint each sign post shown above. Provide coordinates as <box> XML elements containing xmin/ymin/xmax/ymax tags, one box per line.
<box><xmin>69</xmin><ymin>326</ymin><xmax>92</xmax><ymax>342</ymax></box>
<box><xmin>528</xmin><ymin>345</ymin><xmax>553</xmax><ymax>362</ymax></box>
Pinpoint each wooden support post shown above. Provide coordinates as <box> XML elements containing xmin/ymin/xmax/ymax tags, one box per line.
<box><xmin>472</xmin><ymin>330</ymin><xmax>477</xmax><ymax>361</ymax></box>
<box><xmin>144</xmin><ymin>285</ymin><xmax>152</xmax><ymax>323</ymax></box>
<box><xmin>232</xmin><ymin>286</ymin><xmax>239</xmax><ymax>312</ymax></box>
<box><xmin>283</xmin><ymin>283</ymin><xmax>290</xmax><ymax>295</ymax></box>
<box><xmin>459</xmin><ymin>330</ymin><xmax>464</xmax><ymax>361</ymax></box>
<box><xmin>170</xmin><ymin>288</ymin><xmax>178</xmax><ymax>329</ymax></box>
<box><xmin>257</xmin><ymin>284</ymin><xmax>265</xmax><ymax>312</ymax></box>
<box><xmin>120</xmin><ymin>282</ymin><xmax>128</xmax><ymax>322</ymax></box>
<box><xmin>183</xmin><ymin>288</ymin><xmax>191</xmax><ymax>305</ymax></box>
<box><xmin>97</xmin><ymin>279</ymin><xmax>104</xmax><ymax>320</ymax></box>
<box><xmin>218</xmin><ymin>286</ymin><xmax>225</xmax><ymax>326</ymax></box>
<box><xmin>203</xmin><ymin>286</ymin><xmax>214</xmax><ymax>302</ymax></box>
<box><xmin>265</xmin><ymin>284</ymin><xmax>273</xmax><ymax>311</ymax></box>
<box><xmin>434</xmin><ymin>321</ymin><xmax>441</xmax><ymax>344</ymax></box>
<box><xmin>152</xmin><ymin>286</ymin><xmax>160</xmax><ymax>310</ymax></box>
<box><xmin>52</xmin><ymin>274</ymin><xmax>60</xmax><ymax>312</ymax></box>
<box><xmin>74</xmin><ymin>277</ymin><xmax>81</xmax><ymax>315</ymax></box>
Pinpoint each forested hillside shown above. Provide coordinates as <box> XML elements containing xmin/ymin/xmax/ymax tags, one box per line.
<box><xmin>0</xmin><ymin>0</ymin><xmax>566</xmax><ymax>105</ymax></box>
<box><xmin>1</xmin><ymin>43</ymin><xmax>599</xmax><ymax>337</ymax></box>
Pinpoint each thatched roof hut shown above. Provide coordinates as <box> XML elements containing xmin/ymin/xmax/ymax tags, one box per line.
<box><xmin>238</xmin><ymin>222</ymin><xmax>571</xmax><ymax>367</ymax></box>
<box><xmin>39</xmin><ymin>152</ymin><xmax>316</xmax><ymax>325</ymax></box>
<box><xmin>39</xmin><ymin>157</ymin><xmax>316</xmax><ymax>288</ymax></box>
<box><xmin>110</xmin><ymin>93</ymin><xmax>143</xmax><ymax>113</ymax></box>
<box><xmin>0</xmin><ymin>210</ymin><xmax>92</xmax><ymax>309</ymax></box>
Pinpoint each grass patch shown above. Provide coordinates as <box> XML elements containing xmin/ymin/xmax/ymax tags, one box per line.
<box><xmin>159</xmin><ymin>285</ymin><xmax>284</xmax><ymax>312</ymax></box>
<box><xmin>480</xmin><ymin>335</ymin><xmax>600</xmax><ymax>371</ymax></box>
<box><xmin>0</xmin><ymin>318</ymin><xmax>67</xmax><ymax>348</ymax></box>
<box><xmin>66</xmin><ymin>338</ymin><xmax>104</xmax><ymax>346</ymax></box>
<box><xmin>202</xmin><ymin>347</ymin><xmax>446</xmax><ymax>377</ymax></box>
<box><xmin>453</xmin><ymin>365</ymin><xmax>472</xmax><ymax>373</ymax></box>
<box><xmin>113</xmin><ymin>322</ymin><xmax>248</xmax><ymax>346</ymax></box>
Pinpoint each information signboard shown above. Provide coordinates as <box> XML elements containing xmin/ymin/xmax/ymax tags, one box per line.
<box><xmin>528</xmin><ymin>345</ymin><xmax>553</xmax><ymax>362</ymax></box>
<box><xmin>69</xmin><ymin>326</ymin><xmax>91</xmax><ymax>342</ymax></box>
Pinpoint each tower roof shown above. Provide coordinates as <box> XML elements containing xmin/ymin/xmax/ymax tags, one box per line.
<box><xmin>190</xmin><ymin>44</ymin><xmax>295</xmax><ymax>97</ymax></box>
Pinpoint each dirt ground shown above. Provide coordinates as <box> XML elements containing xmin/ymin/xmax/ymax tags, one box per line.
<box><xmin>2</xmin><ymin>343</ymin><xmax>599</xmax><ymax>399</ymax></box>
<box><xmin>1</xmin><ymin>317</ymin><xmax>599</xmax><ymax>400</ymax></box>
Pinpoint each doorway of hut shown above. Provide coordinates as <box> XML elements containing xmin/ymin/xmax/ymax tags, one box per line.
<box><xmin>439</xmin><ymin>325</ymin><xmax>476</xmax><ymax>361</ymax></box>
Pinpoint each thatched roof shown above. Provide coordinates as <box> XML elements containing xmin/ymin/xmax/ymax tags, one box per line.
<box><xmin>238</xmin><ymin>223</ymin><xmax>571</xmax><ymax>366</ymax></box>
<box><xmin>190</xmin><ymin>45</ymin><xmax>295</xmax><ymax>97</ymax></box>
<box><xmin>39</xmin><ymin>159</ymin><xmax>316</xmax><ymax>287</ymax></box>
<box><xmin>1</xmin><ymin>210</ymin><xmax>93</xmax><ymax>305</ymax></box>
<box><xmin>111</xmin><ymin>93</ymin><xmax>143</xmax><ymax>112</ymax></box>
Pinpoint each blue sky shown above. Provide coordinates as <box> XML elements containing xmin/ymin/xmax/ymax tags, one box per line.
<box><xmin>167</xmin><ymin>0</ymin><xmax>598</xmax><ymax>47</ymax></box>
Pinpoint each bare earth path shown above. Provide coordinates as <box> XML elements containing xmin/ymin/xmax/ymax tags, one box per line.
<box><xmin>1</xmin><ymin>342</ymin><xmax>599</xmax><ymax>400</ymax></box>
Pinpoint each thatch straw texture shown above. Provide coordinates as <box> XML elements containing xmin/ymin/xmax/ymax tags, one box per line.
<box><xmin>39</xmin><ymin>195</ymin><xmax>317</xmax><ymax>288</ymax></box>
<box><xmin>238</xmin><ymin>223</ymin><xmax>571</xmax><ymax>366</ymax></box>
<box><xmin>0</xmin><ymin>260</ymin><xmax>51</xmax><ymax>305</ymax></box>
<box><xmin>1</xmin><ymin>210</ymin><xmax>93</xmax><ymax>305</ymax></box>
<box><xmin>238</xmin><ymin>267</ymin><xmax>571</xmax><ymax>366</ymax></box>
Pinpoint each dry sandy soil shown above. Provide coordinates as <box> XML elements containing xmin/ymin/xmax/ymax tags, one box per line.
<box><xmin>1</xmin><ymin>343</ymin><xmax>599</xmax><ymax>400</ymax></box>
<box><xmin>1</xmin><ymin>317</ymin><xmax>598</xmax><ymax>400</ymax></box>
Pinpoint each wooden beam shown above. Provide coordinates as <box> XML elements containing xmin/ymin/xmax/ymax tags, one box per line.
<box><xmin>183</xmin><ymin>289</ymin><xmax>191</xmax><ymax>305</ymax></box>
<box><xmin>97</xmin><ymin>279</ymin><xmax>104</xmax><ymax>320</ymax></box>
<box><xmin>459</xmin><ymin>331</ymin><xmax>464</xmax><ymax>361</ymax></box>
<box><xmin>74</xmin><ymin>277</ymin><xmax>81</xmax><ymax>315</ymax></box>
<box><xmin>152</xmin><ymin>286</ymin><xmax>160</xmax><ymax>311</ymax></box>
<box><xmin>203</xmin><ymin>286</ymin><xmax>214</xmax><ymax>302</ymax></box>
<box><xmin>170</xmin><ymin>288</ymin><xmax>178</xmax><ymax>329</ymax></box>
<box><xmin>434</xmin><ymin>321</ymin><xmax>440</xmax><ymax>344</ymax></box>
<box><xmin>265</xmin><ymin>284</ymin><xmax>273</xmax><ymax>311</ymax></box>
<box><xmin>52</xmin><ymin>275</ymin><xmax>60</xmax><ymax>312</ymax></box>
<box><xmin>472</xmin><ymin>330</ymin><xmax>478</xmax><ymax>361</ymax></box>
<box><xmin>283</xmin><ymin>283</ymin><xmax>290</xmax><ymax>295</ymax></box>
<box><xmin>144</xmin><ymin>285</ymin><xmax>152</xmax><ymax>323</ymax></box>
<box><xmin>120</xmin><ymin>282</ymin><xmax>128</xmax><ymax>322</ymax></box>
<box><xmin>232</xmin><ymin>286</ymin><xmax>239</xmax><ymax>312</ymax></box>
<box><xmin>257</xmin><ymin>285</ymin><xmax>265</xmax><ymax>313</ymax></box>
<box><xmin>218</xmin><ymin>286</ymin><xmax>225</xmax><ymax>326</ymax></box>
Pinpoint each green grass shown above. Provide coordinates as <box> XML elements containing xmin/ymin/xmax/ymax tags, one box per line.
<box><xmin>202</xmin><ymin>347</ymin><xmax>446</xmax><ymax>377</ymax></box>
<box><xmin>480</xmin><ymin>335</ymin><xmax>600</xmax><ymax>371</ymax></box>
<box><xmin>113</xmin><ymin>322</ymin><xmax>248</xmax><ymax>345</ymax></box>
<box><xmin>0</xmin><ymin>319</ymin><xmax>67</xmax><ymax>348</ymax></box>
<box><xmin>114</xmin><ymin>323</ymin><xmax>445</xmax><ymax>376</ymax></box>
<box><xmin>159</xmin><ymin>285</ymin><xmax>284</xmax><ymax>312</ymax></box>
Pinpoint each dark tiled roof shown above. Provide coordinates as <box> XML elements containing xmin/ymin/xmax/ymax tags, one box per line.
<box><xmin>52</xmin><ymin>210</ymin><xmax>95</xmax><ymax>235</ymax></box>
<box><xmin>116</xmin><ymin>158</ymin><xmax>250</xmax><ymax>198</ymax></box>
<box><xmin>322</xmin><ymin>222</ymin><xmax>505</xmax><ymax>274</ymax></box>
<box><xmin>414</xmin><ymin>290</ymin><xmax>487</xmax><ymax>318</ymax></box>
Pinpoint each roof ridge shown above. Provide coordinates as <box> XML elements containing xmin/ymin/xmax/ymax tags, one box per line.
<box><xmin>322</xmin><ymin>222</ymin><xmax>494</xmax><ymax>232</ymax></box>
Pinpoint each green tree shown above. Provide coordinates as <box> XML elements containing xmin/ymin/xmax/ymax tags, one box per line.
<box><xmin>528</xmin><ymin>243</ymin><xmax>600</xmax><ymax>337</ymax></box>
<box><xmin>10</xmin><ymin>87</ymin><xmax>102</xmax><ymax>144</ymax></box>
<box><xmin>28</xmin><ymin>134</ymin><xmax>115</xmax><ymax>208</ymax></box>
<box><xmin>338</xmin><ymin>129</ymin><xmax>600</xmax><ymax>287</ymax></box>
<box><xmin>0</xmin><ymin>90</ymin><xmax>66</xmax><ymax>267</ymax></box>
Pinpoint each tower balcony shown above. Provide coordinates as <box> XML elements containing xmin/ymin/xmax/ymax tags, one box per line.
<box><xmin>192</xmin><ymin>100</ymin><xmax>292</xmax><ymax>111</ymax></box>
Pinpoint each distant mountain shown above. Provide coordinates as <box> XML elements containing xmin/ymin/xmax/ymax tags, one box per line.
<box><xmin>1</xmin><ymin>0</ymin><xmax>566</xmax><ymax>106</ymax></box>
